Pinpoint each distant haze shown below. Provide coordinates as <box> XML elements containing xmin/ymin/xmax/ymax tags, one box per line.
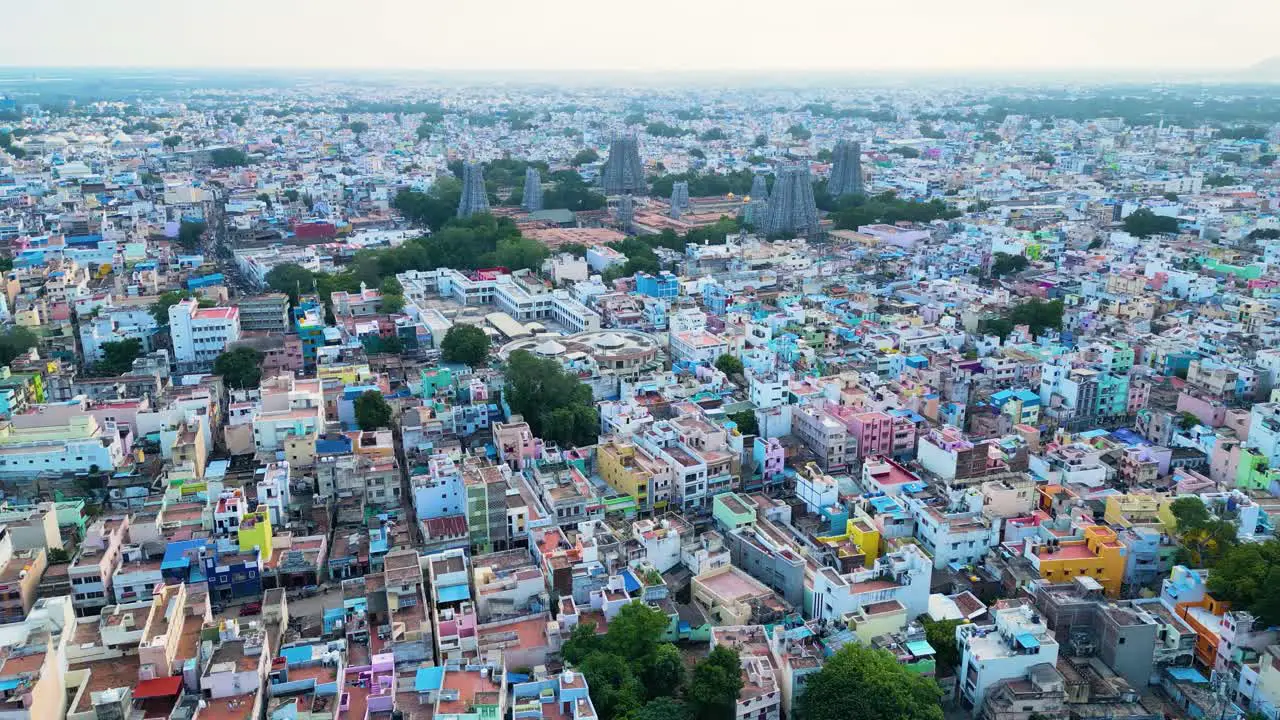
<box><xmin>3</xmin><ymin>0</ymin><xmax>1277</xmax><ymax>73</ymax></box>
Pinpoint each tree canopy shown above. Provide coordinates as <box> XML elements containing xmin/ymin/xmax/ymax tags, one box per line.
<box><xmin>795</xmin><ymin>644</ymin><xmax>943</xmax><ymax>720</ymax></box>
<box><xmin>687</xmin><ymin>646</ymin><xmax>744</xmax><ymax>720</ymax></box>
<box><xmin>210</xmin><ymin>147</ymin><xmax>250</xmax><ymax>168</ymax></box>
<box><xmin>98</xmin><ymin>339</ymin><xmax>142</xmax><ymax>376</ymax></box>
<box><xmin>1170</xmin><ymin>496</ymin><xmax>1239</xmax><ymax>567</ymax></box>
<box><xmin>1206</xmin><ymin>539</ymin><xmax>1280</xmax><ymax>627</ymax></box>
<box><xmin>571</xmin><ymin>148</ymin><xmax>600</xmax><ymax>166</ymax></box>
<box><xmin>0</xmin><ymin>327</ymin><xmax>38</xmax><ymax>367</ymax></box>
<box><xmin>818</xmin><ymin>189</ymin><xmax>958</xmax><ymax>229</ymax></box>
<box><xmin>504</xmin><ymin>350</ymin><xmax>599</xmax><ymax>447</ymax></box>
<box><xmin>990</xmin><ymin>252</ymin><xmax>1029</xmax><ymax>278</ymax></box>
<box><xmin>440</xmin><ymin>324</ymin><xmax>491</xmax><ymax>366</ymax></box>
<box><xmin>354</xmin><ymin>391</ymin><xmax>393</xmax><ymax>431</ymax></box>
<box><xmin>177</xmin><ymin>220</ymin><xmax>206</xmax><ymax>252</ymax></box>
<box><xmin>265</xmin><ymin>263</ymin><xmax>314</xmax><ymax>304</ymax></box>
<box><xmin>151</xmin><ymin>290</ymin><xmax>194</xmax><ymax>325</ymax></box>
<box><xmin>213</xmin><ymin>346</ymin><xmax>265</xmax><ymax>390</ymax></box>
<box><xmin>1123</xmin><ymin>208</ymin><xmax>1179</xmax><ymax>238</ymax></box>
<box><xmin>715</xmin><ymin>354</ymin><xmax>743</xmax><ymax>376</ymax></box>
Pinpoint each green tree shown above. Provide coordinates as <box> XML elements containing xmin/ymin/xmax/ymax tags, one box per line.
<box><xmin>579</xmin><ymin>652</ymin><xmax>645</xmax><ymax>720</ymax></box>
<box><xmin>990</xmin><ymin>252</ymin><xmax>1029</xmax><ymax>278</ymax></box>
<box><xmin>605</xmin><ymin>602</ymin><xmax>669</xmax><ymax>660</ymax></box>
<box><xmin>1123</xmin><ymin>208</ymin><xmax>1180</xmax><ymax>237</ymax></box>
<box><xmin>1170</xmin><ymin>496</ymin><xmax>1239</xmax><ymax>567</ymax></box>
<box><xmin>1163</xmin><ymin>191</ymin><xmax>1180</xmax><ymax>201</ymax></box>
<box><xmin>714</xmin><ymin>354</ymin><xmax>743</xmax><ymax>376</ymax></box>
<box><xmin>1207</xmin><ymin>539</ymin><xmax>1280</xmax><ymax>627</ymax></box>
<box><xmin>354</xmin><ymin>391</ymin><xmax>393</xmax><ymax>431</ymax></box>
<box><xmin>727</xmin><ymin>410</ymin><xmax>758</xmax><ymax>436</ymax></box>
<box><xmin>213</xmin><ymin>347</ymin><xmax>265</xmax><ymax>390</ymax></box>
<box><xmin>643</xmin><ymin>643</ymin><xmax>687</xmax><ymax>698</ymax></box>
<box><xmin>571</xmin><ymin>148</ymin><xmax>600</xmax><ymax>166</ymax></box>
<box><xmin>177</xmin><ymin>220</ymin><xmax>207</xmax><ymax>251</ymax></box>
<box><xmin>150</xmin><ymin>290</ymin><xmax>193</xmax><ymax>325</ymax></box>
<box><xmin>283</xmin><ymin>189</ymin><xmax>300</xmax><ymax>203</ymax></box>
<box><xmin>504</xmin><ymin>350</ymin><xmax>599</xmax><ymax>447</ymax></box>
<box><xmin>699</xmin><ymin>128</ymin><xmax>727</xmax><ymax>141</ymax></box>
<box><xmin>787</xmin><ymin>124</ymin><xmax>812</xmax><ymax>141</ymax></box>
<box><xmin>753</xmin><ymin>134</ymin><xmax>768</xmax><ymax>147</ymax></box>
<box><xmin>646</xmin><ymin>122</ymin><xmax>689</xmax><ymax>138</ymax></box>
<box><xmin>47</xmin><ymin>547</ymin><xmax>71</xmax><ymax>564</ymax></box>
<box><xmin>687</xmin><ymin>646</ymin><xmax>743</xmax><ymax>720</ymax></box>
<box><xmin>1205</xmin><ymin>174</ymin><xmax>1238</xmax><ymax>188</ymax></box>
<box><xmin>381</xmin><ymin>293</ymin><xmax>406</xmax><ymax>314</ymax></box>
<box><xmin>0</xmin><ymin>327</ymin><xmax>38</xmax><ymax>367</ymax></box>
<box><xmin>265</xmin><ymin>263</ymin><xmax>315</xmax><ymax>305</ymax></box>
<box><xmin>347</xmin><ymin>120</ymin><xmax>369</xmax><ymax>135</ymax></box>
<box><xmin>98</xmin><ymin>339</ymin><xmax>142</xmax><ymax>375</ymax></box>
<box><xmin>371</xmin><ymin>335</ymin><xmax>404</xmax><ymax>355</ymax></box>
<box><xmin>889</xmin><ymin>146</ymin><xmax>920</xmax><ymax>159</ymax></box>
<box><xmin>210</xmin><ymin>147</ymin><xmax>250</xmax><ymax>168</ymax></box>
<box><xmin>795</xmin><ymin>644</ymin><xmax>942</xmax><ymax>720</ymax></box>
<box><xmin>162</xmin><ymin>135</ymin><xmax>181</xmax><ymax>149</ymax></box>
<box><xmin>440</xmin><ymin>324</ymin><xmax>491</xmax><ymax>366</ymax></box>
<box><xmin>1007</xmin><ymin>299</ymin><xmax>1065</xmax><ymax>337</ymax></box>
<box><xmin>630</xmin><ymin>698</ymin><xmax>691</xmax><ymax>720</ymax></box>
<box><xmin>921</xmin><ymin>618</ymin><xmax>963</xmax><ymax>674</ymax></box>
<box><xmin>561</xmin><ymin>621</ymin><xmax>606</xmax><ymax>666</ymax></box>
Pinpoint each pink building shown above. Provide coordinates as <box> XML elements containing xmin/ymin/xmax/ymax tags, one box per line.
<box><xmin>1176</xmin><ymin>392</ymin><xmax>1228</xmax><ymax>427</ymax></box>
<box><xmin>753</xmin><ymin>437</ymin><xmax>785</xmax><ymax>489</ymax></box>
<box><xmin>493</xmin><ymin>421</ymin><xmax>542</xmax><ymax>471</ymax></box>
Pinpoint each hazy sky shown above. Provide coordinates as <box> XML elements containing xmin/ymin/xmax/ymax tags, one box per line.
<box><xmin>3</xmin><ymin>0</ymin><xmax>1276</xmax><ymax>72</ymax></box>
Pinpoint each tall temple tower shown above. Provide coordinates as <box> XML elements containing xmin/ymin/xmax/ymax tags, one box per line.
<box><xmin>600</xmin><ymin>135</ymin><xmax>646</xmax><ymax>195</ymax></box>
<box><xmin>743</xmin><ymin>174</ymin><xmax>769</xmax><ymax>226</ymax></box>
<box><xmin>763</xmin><ymin>164</ymin><xmax>820</xmax><ymax>237</ymax></box>
<box><xmin>456</xmin><ymin>162</ymin><xmax>490</xmax><ymax>218</ymax></box>
<box><xmin>669</xmin><ymin>181</ymin><xmax>690</xmax><ymax>218</ymax></box>
<box><xmin>828</xmin><ymin>140</ymin><xmax>864</xmax><ymax>197</ymax></box>
<box><xmin>521</xmin><ymin>167</ymin><xmax>543</xmax><ymax>212</ymax></box>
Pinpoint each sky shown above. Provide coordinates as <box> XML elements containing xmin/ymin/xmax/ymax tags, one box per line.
<box><xmin>2</xmin><ymin>0</ymin><xmax>1276</xmax><ymax>73</ymax></box>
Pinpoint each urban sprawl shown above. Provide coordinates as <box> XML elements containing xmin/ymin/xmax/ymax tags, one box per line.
<box><xmin>0</xmin><ymin>78</ymin><xmax>1279</xmax><ymax>720</ymax></box>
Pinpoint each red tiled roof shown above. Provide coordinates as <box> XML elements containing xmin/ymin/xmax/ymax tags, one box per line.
<box><xmin>134</xmin><ymin>676</ymin><xmax>183</xmax><ymax>699</ymax></box>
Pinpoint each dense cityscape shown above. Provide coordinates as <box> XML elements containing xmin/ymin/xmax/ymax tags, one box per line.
<box><xmin>1</xmin><ymin>67</ymin><xmax>1280</xmax><ymax>720</ymax></box>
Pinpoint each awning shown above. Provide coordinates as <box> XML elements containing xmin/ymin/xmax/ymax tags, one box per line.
<box><xmin>134</xmin><ymin>676</ymin><xmax>183</xmax><ymax>699</ymax></box>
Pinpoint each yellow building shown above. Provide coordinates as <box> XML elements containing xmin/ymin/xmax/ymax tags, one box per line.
<box><xmin>598</xmin><ymin>439</ymin><xmax>665</xmax><ymax>512</ymax></box>
<box><xmin>237</xmin><ymin>505</ymin><xmax>273</xmax><ymax>559</ymax></box>
<box><xmin>816</xmin><ymin>510</ymin><xmax>881</xmax><ymax>569</ymax></box>
<box><xmin>1026</xmin><ymin>525</ymin><xmax>1126</xmax><ymax>597</ymax></box>
<box><xmin>1103</xmin><ymin>492</ymin><xmax>1164</xmax><ymax>528</ymax></box>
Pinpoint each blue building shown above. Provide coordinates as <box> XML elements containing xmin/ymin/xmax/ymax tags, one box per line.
<box><xmin>635</xmin><ymin>271</ymin><xmax>679</xmax><ymax>300</ymax></box>
<box><xmin>202</xmin><ymin>547</ymin><xmax>263</xmax><ymax>606</ymax></box>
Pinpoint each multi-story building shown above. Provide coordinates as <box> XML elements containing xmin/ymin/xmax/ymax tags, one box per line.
<box><xmin>68</xmin><ymin>516</ymin><xmax>127</xmax><ymax>616</ymax></box>
<box><xmin>168</xmin><ymin>298</ymin><xmax>240</xmax><ymax>368</ymax></box>
<box><xmin>0</xmin><ymin>399</ymin><xmax>128</xmax><ymax>478</ymax></box>
<box><xmin>236</xmin><ymin>293</ymin><xmax>291</xmax><ymax>332</ymax></box>
<box><xmin>957</xmin><ymin>601</ymin><xmax>1061</xmax><ymax>714</ymax></box>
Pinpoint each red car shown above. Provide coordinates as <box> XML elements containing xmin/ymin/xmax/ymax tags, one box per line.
<box><xmin>239</xmin><ymin>602</ymin><xmax>262</xmax><ymax>616</ymax></box>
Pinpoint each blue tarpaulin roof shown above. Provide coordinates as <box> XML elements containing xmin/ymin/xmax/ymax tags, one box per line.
<box><xmin>1168</xmin><ymin>667</ymin><xmax>1207</xmax><ymax>682</ymax></box>
<box><xmin>437</xmin><ymin>584</ymin><xmax>470</xmax><ymax>603</ymax></box>
<box><xmin>906</xmin><ymin>640</ymin><xmax>935</xmax><ymax>657</ymax></box>
<box><xmin>1015</xmin><ymin>633</ymin><xmax>1040</xmax><ymax>651</ymax></box>
<box><xmin>280</xmin><ymin>646</ymin><xmax>314</xmax><ymax>665</ymax></box>
<box><xmin>415</xmin><ymin>666</ymin><xmax>444</xmax><ymax>693</ymax></box>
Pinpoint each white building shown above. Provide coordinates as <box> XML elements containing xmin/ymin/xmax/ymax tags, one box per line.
<box><xmin>79</xmin><ymin>300</ymin><xmax>159</xmax><ymax>364</ymax></box>
<box><xmin>169</xmin><ymin>299</ymin><xmax>240</xmax><ymax>367</ymax></box>
<box><xmin>956</xmin><ymin>602</ymin><xmax>1061</xmax><ymax>714</ymax></box>
<box><xmin>255</xmin><ymin>461</ymin><xmax>291</xmax><ymax>527</ymax></box>
<box><xmin>669</xmin><ymin>330</ymin><xmax>728</xmax><ymax>366</ymax></box>
<box><xmin>550</xmin><ymin>291</ymin><xmax>602</xmax><ymax>333</ymax></box>
<box><xmin>810</xmin><ymin>544</ymin><xmax>932</xmax><ymax>623</ymax></box>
